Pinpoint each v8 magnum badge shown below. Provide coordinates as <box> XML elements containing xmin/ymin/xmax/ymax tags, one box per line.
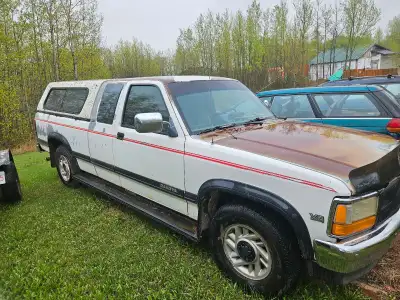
<box><xmin>309</xmin><ymin>213</ymin><xmax>324</xmax><ymax>223</ymax></box>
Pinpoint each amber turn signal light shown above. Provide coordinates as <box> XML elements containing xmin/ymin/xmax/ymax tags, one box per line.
<box><xmin>331</xmin><ymin>195</ymin><xmax>378</xmax><ymax>237</ymax></box>
<box><xmin>332</xmin><ymin>216</ymin><xmax>376</xmax><ymax>236</ymax></box>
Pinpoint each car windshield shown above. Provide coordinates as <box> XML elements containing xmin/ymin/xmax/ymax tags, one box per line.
<box><xmin>168</xmin><ymin>80</ymin><xmax>275</xmax><ymax>134</ymax></box>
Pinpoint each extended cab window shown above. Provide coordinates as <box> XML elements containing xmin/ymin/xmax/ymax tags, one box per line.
<box><xmin>44</xmin><ymin>88</ymin><xmax>88</xmax><ymax>114</ymax></box>
<box><xmin>122</xmin><ymin>85</ymin><xmax>169</xmax><ymax>131</ymax></box>
<box><xmin>97</xmin><ymin>83</ymin><xmax>124</xmax><ymax>124</ymax></box>
<box><xmin>314</xmin><ymin>93</ymin><xmax>381</xmax><ymax>117</ymax></box>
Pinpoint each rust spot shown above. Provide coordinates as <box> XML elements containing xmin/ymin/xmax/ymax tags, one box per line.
<box><xmin>203</xmin><ymin>120</ymin><xmax>398</xmax><ymax>180</ymax></box>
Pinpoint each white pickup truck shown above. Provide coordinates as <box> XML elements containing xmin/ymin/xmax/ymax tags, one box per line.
<box><xmin>35</xmin><ymin>76</ymin><xmax>400</xmax><ymax>297</ymax></box>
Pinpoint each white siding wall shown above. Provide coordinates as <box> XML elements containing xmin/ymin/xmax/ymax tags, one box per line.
<box><xmin>309</xmin><ymin>54</ymin><xmax>396</xmax><ymax>80</ymax></box>
<box><xmin>381</xmin><ymin>55</ymin><xmax>396</xmax><ymax>69</ymax></box>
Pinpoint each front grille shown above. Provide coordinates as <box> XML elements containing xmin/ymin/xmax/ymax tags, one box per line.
<box><xmin>377</xmin><ymin>176</ymin><xmax>400</xmax><ymax>225</ymax></box>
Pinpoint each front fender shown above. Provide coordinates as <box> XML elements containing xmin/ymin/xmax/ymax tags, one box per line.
<box><xmin>198</xmin><ymin>179</ymin><xmax>313</xmax><ymax>259</ymax></box>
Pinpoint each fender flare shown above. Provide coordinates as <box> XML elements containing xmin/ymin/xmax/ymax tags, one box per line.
<box><xmin>198</xmin><ymin>179</ymin><xmax>314</xmax><ymax>259</ymax></box>
<box><xmin>47</xmin><ymin>132</ymin><xmax>73</xmax><ymax>167</ymax></box>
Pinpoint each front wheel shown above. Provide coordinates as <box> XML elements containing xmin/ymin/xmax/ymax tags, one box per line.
<box><xmin>210</xmin><ymin>204</ymin><xmax>301</xmax><ymax>297</ymax></box>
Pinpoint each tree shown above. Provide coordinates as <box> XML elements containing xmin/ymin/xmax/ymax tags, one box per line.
<box><xmin>374</xmin><ymin>27</ymin><xmax>383</xmax><ymax>44</ymax></box>
<box><xmin>321</xmin><ymin>4</ymin><xmax>332</xmax><ymax>78</ymax></box>
<box><xmin>313</xmin><ymin>0</ymin><xmax>322</xmax><ymax>80</ymax></box>
<box><xmin>0</xmin><ymin>0</ymin><xmax>387</xmax><ymax>148</ymax></box>
<box><xmin>342</xmin><ymin>0</ymin><xmax>381</xmax><ymax>70</ymax></box>
<box><xmin>328</xmin><ymin>2</ymin><xmax>343</xmax><ymax>76</ymax></box>
<box><xmin>293</xmin><ymin>0</ymin><xmax>313</xmax><ymax>77</ymax></box>
<box><xmin>386</xmin><ymin>15</ymin><xmax>400</xmax><ymax>51</ymax></box>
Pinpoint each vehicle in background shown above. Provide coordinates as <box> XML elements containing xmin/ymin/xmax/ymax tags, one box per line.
<box><xmin>257</xmin><ymin>85</ymin><xmax>400</xmax><ymax>138</ymax></box>
<box><xmin>35</xmin><ymin>76</ymin><xmax>400</xmax><ymax>297</ymax></box>
<box><xmin>319</xmin><ymin>75</ymin><xmax>400</xmax><ymax>100</ymax></box>
<box><xmin>0</xmin><ymin>149</ymin><xmax>22</xmax><ymax>202</ymax></box>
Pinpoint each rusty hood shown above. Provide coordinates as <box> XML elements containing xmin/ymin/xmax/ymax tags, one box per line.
<box><xmin>202</xmin><ymin>120</ymin><xmax>400</xmax><ymax>192</ymax></box>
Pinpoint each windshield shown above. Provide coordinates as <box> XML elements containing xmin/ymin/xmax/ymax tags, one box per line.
<box><xmin>168</xmin><ymin>80</ymin><xmax>275</xmax><ymax>134</ymax></box>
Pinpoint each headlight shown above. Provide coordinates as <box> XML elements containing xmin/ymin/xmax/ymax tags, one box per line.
<box><xmin>331</xmin><ymin>194</ymin><xmax>378</xmax><ymax>237</ymax></box>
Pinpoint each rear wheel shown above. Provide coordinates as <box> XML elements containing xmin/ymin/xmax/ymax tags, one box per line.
<box><xmin>55</xmin><ymin>146</ymin><xmax>79</xmax><ymax>187</ymax></box>
<box><xmin>210</xmin><ymin>204</ymin><xmax>301</xmax><ymax>297</ymax></box>
<box><xmin>1</xmin><ymin>162</ymin><xmax>22</xmax><ymax>203</ymax></box>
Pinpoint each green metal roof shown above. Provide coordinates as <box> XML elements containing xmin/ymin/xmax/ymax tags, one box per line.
<box><xmin>309</xmin><ymin>45</ymin><xmax>371</xmax><ymax>65</ymax></box>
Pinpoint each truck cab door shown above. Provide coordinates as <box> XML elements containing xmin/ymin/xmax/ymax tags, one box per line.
<box><xmin>112</xmin><ymin>81</ymin><xmax>188</xmax><ymax>217</ymax></box>
<box><xmin>87</xmin><ymin>82</ymin><xmax>125</xmax><ymax>186</ymax></box>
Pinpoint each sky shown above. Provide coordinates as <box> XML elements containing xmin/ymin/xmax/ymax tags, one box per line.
<box><xmin>98</xmin><ymin>0</ymin><xmax>399</xmax><ymax>51</ymax></box>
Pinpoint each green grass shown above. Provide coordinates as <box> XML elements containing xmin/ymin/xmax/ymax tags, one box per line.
<box><xmin>0</xmin><ymin>152</ymin><xmax>370</xmax><ymax>299</ymax></box>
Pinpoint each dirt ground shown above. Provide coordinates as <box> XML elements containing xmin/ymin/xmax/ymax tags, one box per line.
<box><xmin>358</xmin><ymin>235</ymin><xmax>400</xmax><ymax>299</ymax></box>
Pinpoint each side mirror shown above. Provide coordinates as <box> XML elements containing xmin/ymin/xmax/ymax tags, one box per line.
<box><xmin>264</xmin><ymin>100</ymin><xmax>272</xmax><ymax>108</ymax></box>
<box><xmin>134</xmin><ymin>113</ymin><xmax>163</xmax><ymax>133</ymax></box>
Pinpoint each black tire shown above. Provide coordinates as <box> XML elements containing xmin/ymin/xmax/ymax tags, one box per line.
<box><xmin>1</xmin><ymin>162</ymin><xmax>22</xmax><ymax>203</ymax></box>
<box><xmin>54</xmin><ymin>146</ymin><xmax>79</xmax><ymax>188</ymax></box>
<box><xmin>210</xmin><ymin>204</ymin><xmax>301</xmax><ymax>298</ymax></box>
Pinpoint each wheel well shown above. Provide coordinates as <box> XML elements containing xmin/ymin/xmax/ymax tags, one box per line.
<box><xmin>199</xmin><ymin>189</ymin><xmax>308</xmax><ymax>259</ymax></box>
<box><xmin>48</xmin><ymin>137</ymin><xmax>64</xmax><ymax>167</ymax></box>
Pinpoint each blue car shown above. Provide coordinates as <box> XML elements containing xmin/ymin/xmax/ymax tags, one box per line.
<box><xmin>320</xmin><ymin>75</ymin><xmax>400</xmax><ymax>100</ymax></box>
<box><xmin>256</xmin><ymin>85</ymin><xmax>400</xmax><ymax>138</ymax></box>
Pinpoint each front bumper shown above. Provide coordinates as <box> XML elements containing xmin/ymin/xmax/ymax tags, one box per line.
<box><xmin>314</xmin><ymin>208</ymin><xmax>400</xmax><ymax>274</ymax></box>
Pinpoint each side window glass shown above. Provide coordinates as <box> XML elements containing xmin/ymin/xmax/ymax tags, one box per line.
<box><xmin>383</xmin><ymin>83</ymin><xmax>400</xmax><ymax>99</ymax></box>
<box><xmin>44</xmin><ymin>89</ymin><xmax>66</xmax><ymax>111</ymax></box>
<box><xmin>61</xmin><ymin>89</ymin><xmax>89</xmax><ymax>114</ymax></box>
<box><xmin>271</xmin><ymin>95</ymin><xmax>315</xmax><ymax>118</ymax></box>
<box><xmin>316</xmin><ymin>93</ymin><xmax>381</xmax><ymax>117</ymax></box>
<box><xmin>314</xmin><ymin>95</ymin><xmax>335</xmax><ymax>115</ymax></box>
<box><xmin>340</xmin><ymin>95</ymin><xmax>380</xmax><ymax>116</ymax></box>
<box><xmin>122</xmin><ymin>85</ymin><xmax>169</xmax><ymax>133</ymax></box>
<box><xmin>97</xmin><ymin>83</ymin><xmax>124</xmax><ymax>124</ymax></box>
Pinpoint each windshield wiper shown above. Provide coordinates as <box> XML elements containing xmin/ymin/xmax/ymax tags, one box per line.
<box><xmin>197</xmin><ymin>123</ymin><xmax>238</xmax><ymax>134</ymax></box>
<box><xmin>242</xmin><ymin>116</ymin><xmax>271</xmax><ymax>125</ymax></box>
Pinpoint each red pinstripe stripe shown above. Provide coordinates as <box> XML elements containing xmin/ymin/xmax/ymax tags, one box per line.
<box><xmin>184</xmin><ymin>152</ymin><xmax>336</xmax><ymax>192</ymax></box>
<box><xmin>35</xmin><ymin>118</ymin><xmax>337</xmax><ymax>193</ymax></box>
<box><xmin>124</xmin><ymin>138</ymin><xmax>185</xmax><ymax>154</ymax></box>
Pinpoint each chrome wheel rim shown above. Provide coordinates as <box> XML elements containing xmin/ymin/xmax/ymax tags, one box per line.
<box><xmin>59</xmin><ymin>155</ymin><xmax>71</xmax><ymax>182</ymax></box>
<box><xmin>223</xmin><ymin>224</ymin><xmax>272</xmax><ymax>280</ymax></box>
